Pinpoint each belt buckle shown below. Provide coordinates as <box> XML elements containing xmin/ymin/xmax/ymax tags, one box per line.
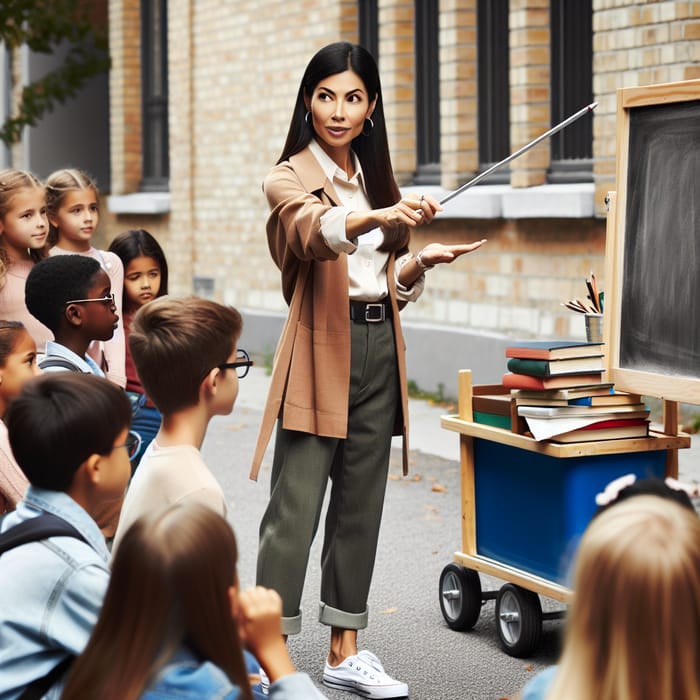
<box><xmin>364</xmin><ymin>303</ymin><xmax>385</xmax><ymax>322</ymax></box>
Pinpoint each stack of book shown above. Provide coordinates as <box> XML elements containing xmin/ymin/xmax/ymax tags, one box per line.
<box><xmin>501</xmin><ymin>340</ymin><xmax>649</xmax><ymax>442</ymax></box>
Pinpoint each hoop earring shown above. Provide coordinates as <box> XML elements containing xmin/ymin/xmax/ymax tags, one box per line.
<box><xmin>362</xmin><ymin>117</ymin><xmax>374</xmax><ymax>136</ymax></box>
<box><xmin>305</xmin><ymin>111</ymin><xmax>312</xmax><ymax>129</ymax></box>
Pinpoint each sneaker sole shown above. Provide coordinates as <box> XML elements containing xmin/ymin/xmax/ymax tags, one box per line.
<box><xmin>323</xmin><ymin>675</ymin><xmax>409</xmax><ymax>699</ymax></box>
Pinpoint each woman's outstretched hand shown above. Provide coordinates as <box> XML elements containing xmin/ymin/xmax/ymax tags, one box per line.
<box><xmin>416</xmin><ymin>240</ymin><xmax>487</xmax><ymax>267</ymax></box>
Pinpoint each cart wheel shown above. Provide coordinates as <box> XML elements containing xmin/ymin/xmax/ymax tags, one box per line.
<box><xmin>495</xmin><ymin>583</ymin><xmax>542</xmax><ymax>657</ymax></box>
<box><xmin>439</xmin><ymin>563</ymin><xmax>482</xmax><ymax>630</ymax></box>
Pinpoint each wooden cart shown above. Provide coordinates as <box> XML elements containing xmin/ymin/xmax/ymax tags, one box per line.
<box><xmin>437</xmin><ymin>79</ymin><xmax>700</xmax><ymax>656</ymax></box>
<box><xmin>437</xmin><ymin>370</ymin><xmax>690</xmax><ymax>657</ymax></box>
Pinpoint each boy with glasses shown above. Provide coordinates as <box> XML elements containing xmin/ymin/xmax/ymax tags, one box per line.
<box><xmin>112</xmin><ymin>296</ymin><xmax>251</xmax><ymax>553</ymax></box>
<box><xmin>25</xmin><ymin>255</ymin><xmax>119</xmax><ymax>376</ymax></box>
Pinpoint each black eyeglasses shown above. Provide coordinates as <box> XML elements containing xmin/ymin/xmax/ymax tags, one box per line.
<box><xmin>218</xmin><ymin>349</ymin><xmax>254</xmax><ymax>379</ymax></box>
<box><xmin>112</xmin><ymin>430</ymin><xmax>142</xmax><ymax>462</ymax></box>
<box><xmin>64</xmin><ymin>293</ymin><xmax>115</xmax><ymax>307</ymax></box>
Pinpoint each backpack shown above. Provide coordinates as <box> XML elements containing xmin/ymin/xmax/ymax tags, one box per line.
<box><xmin>0</xmin><ymin>513</ymin><xmax>88</xmax><ymax>700</ymax></box>
<box><xmin>38</xmin><ymin>356</ymin><xmax>89</xmax><ymax>373</ymax></box>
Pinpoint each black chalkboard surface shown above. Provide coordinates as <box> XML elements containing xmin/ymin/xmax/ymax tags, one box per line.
<box><xmin>619</xmin><ymin>99</ymin><xmax>700</xmax><ymax>381</ymax></box>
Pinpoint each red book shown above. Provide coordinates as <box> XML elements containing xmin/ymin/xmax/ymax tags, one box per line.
<box><xmin>502</xmin><ymin>371</ymin><xmax>605</xmax><ymax>391</ymax></box>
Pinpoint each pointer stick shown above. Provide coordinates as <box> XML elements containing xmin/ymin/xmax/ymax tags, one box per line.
<box><xmin>439</xmin><ymin>102</ymin><xmax>598</xmax><ymax>206</ymax></box>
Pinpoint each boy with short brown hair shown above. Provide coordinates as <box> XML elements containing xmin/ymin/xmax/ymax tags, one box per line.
<box><xmin>112</xmin><ymin>296</ymin><xmax>251</xmax><ymax>551</ymax></box>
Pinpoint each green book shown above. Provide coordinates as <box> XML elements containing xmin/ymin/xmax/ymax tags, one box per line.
<box><xmin>506</xmin><ymin>355</ymin><xmax>605</xmax><ymax>377</ymax></box>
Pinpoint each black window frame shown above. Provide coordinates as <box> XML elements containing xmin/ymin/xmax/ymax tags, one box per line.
<box><xmin>477</xmin><ymin>0</ymin><xmax>510</xmax><ymax>184</ymax></box>
<box><xmin>413</xmin><ymin>0</ymin><xmax>440</xmax><ymax>185</ymax></box>
<box><xmin>358</xmin><ymin>0</ymin><xmax>379</xmax><ymax>61</ymax></box>
<box><xmin>140</xmin><ymin>0</ymin><xmax>169</xmax><ymax>191</ymax></box>
<box><xmin>549</xmin><ymin>0</ymin><xmax>593</xmax><ymax>183</ymax></box>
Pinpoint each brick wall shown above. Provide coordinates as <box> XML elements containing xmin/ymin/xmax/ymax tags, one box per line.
<box><xmin>439</xmin><ymin>0</ymin><xmax>479</xmax><ymax>191</ymax></box>
<box><xmin>104</xmin><ymin>0</ymin><xmax>699</xmax><ymax>345</ymax></box>
<box><xmin>592</xmin><ymin>0</ymin><xmax>700</xmax><ymax>213</ymax></box>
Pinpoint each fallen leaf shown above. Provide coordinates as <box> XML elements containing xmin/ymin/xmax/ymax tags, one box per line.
<box><xmin>388</xmin><ymin>474</ymin><xmax>400</xmax><ymax>481</ymax></box>
<box><xmin>523</xmin><ymin>664</ymin><xmax>533</xmax><ymax>672</ymax></box>
<box><xmin>380</xmin><ymin>607</ymin><xmax>398</xmax><ymax>614</ymax></box>
<box><xmin>410</xmin><ymin>474</ymin><xmax>422</xmax><ymax>482</ymax></box>
<box><xmin>432</xmin><ymin>484</ymin><xmax>448</xmax><ymax>493</ymax></box>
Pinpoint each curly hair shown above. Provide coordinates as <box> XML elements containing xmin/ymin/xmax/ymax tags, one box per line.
<box><xmin>25</xmin><ymin>254</ymin><xmax>101</xmax><ymax>333</ymax></box>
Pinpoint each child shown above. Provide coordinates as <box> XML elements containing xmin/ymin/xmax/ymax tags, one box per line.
<box><xmin>0</xmin><ymin>373</ymin><xmax>133</xmax><ymax>699</ymax></box>
<box><xmin>108</xmin><ymin>229</ymin><xmax>169</xmax><ymax>467</ymax></box>
<box><xmin>46</xmin><ymin>169</ymin><xmax>126</xmax><ymax>387</ymax></box>
<box><xmin>0</xmin><ymin>168</ymin><xmax>53</xmax><ymax>352</ymax></box>
<box><xmin>25</xmin><ymin>255</ymin><xmax>119</xmax><ymax>376</ymax></box>
<box><xmin>62</xmin><ymin>502</ymin><xmax>326</xmax><ymax>699</ymax></box>
<box><xmin>112</xmin><ymin>296</ymin><xmax>252</xmax><ymax>551</ymax></box>
<box><xmin>519</xmin><ymin>495</ymin><xmax>700</xmax><ymax>700</ymax></box>
<box><xmin>0</xmin><ymin>321</ymin><xmax>40</xmax><ymax>513</ymax></box>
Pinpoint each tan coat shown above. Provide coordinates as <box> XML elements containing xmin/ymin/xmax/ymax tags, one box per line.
<box><xmin>250</xmin><ymin>147</ymin><xmax>410</xmax><ymax>480</ymax></box>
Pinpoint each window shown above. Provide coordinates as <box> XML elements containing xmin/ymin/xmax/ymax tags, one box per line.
<box><xmin>358</xmin><ymin>0</ymin><xmax>379</xmax><ymax>61</ymax></box>
<box><xmin>549</xmin><ymin>0</ymin><xmax>593</xmax><ymax>183</ymax></box>
<box><xmin>414</xmin><ymin>0</ymin><xmax>440</xmax><ymax>185</ymax></box>
<box><xmin>477</xmin><ymin>0</ymin><xmax>510</xmax><ymax>183</ymax></box>
<box><xmin>141</xmin><ymin>0</ymin><xmax>169</xmax><ymax>190</ymax></box>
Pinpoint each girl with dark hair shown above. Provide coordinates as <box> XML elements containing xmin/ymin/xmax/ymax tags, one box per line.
<box><xmin>62</xmin><ymin>503</ymin><xmax>327</xmax><ymax>700</ymax></box>
<box><xmin>251</xmin><ymin>41</ymin><xmax>486</xmax><ymax>698</ymax></box>
<box><xmin>108</xmin><ymin>229</ymin><xmax>169</xmax><ymax>468</ymax></box>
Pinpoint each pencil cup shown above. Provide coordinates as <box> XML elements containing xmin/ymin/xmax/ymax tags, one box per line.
<box><xmin>585</xmin><ymin>313</ymin><xmax>603</xmax><ymax>343</ymax></box>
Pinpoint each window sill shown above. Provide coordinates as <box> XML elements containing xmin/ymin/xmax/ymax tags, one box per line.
<box><xmin>107</xmin><ymin>192</ymin><xmax>171</xmax><ymax>215</ymax></box>
<box><xmin>399</xmin><ymin>183</ymin><xmax>595</xmax><ymax>219</ymax></box>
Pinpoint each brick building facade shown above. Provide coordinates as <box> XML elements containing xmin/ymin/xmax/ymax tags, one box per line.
<box><xmin>7</xmin><ymin>1</ymin><xmax>698</xmax><ymax>392</ymax></box>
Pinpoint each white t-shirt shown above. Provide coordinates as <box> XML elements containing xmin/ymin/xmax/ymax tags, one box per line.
<box><xmin>112</xmin><ymin>440</ymin><xmax>227</xmax><ymax>553</ymax></box>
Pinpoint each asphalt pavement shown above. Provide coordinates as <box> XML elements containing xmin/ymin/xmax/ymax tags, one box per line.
<box><xmin>202</xmin><ymin>366</ymin><xmax>700</xmax><ymax>700</ymax></box>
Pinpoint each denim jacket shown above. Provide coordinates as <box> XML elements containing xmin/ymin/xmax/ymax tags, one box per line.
<box><xmin>143</xmin><ymin>647</ymin><xmax>328</xmax><ymax>699</ymax></box>
<box><xmin>0</xmin><ymin>486</ymin><xmax>110</xmax><ymax>699</ymax></box>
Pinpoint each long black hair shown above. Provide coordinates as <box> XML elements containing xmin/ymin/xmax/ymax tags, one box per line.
<box><xmin>278</xmin><ymin>42</ymin><xmax>402</xmax><ymax>218</ymax></box>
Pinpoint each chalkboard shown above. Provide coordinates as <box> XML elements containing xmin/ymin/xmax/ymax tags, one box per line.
<box><xmin>608</xmin><ymin>80</ymin><xmax>700</xmax><ymax>404</ymax></box>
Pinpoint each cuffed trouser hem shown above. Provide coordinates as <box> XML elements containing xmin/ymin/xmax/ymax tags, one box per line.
<box><xmin>319</xmin><ymin>602</ymin><xmax>369</xmax><ymax>630</ymax></box>
<box><xmin>281</xmin><ymin>612</ymin><xmax>302</xmax><ymax>636</ymax></box>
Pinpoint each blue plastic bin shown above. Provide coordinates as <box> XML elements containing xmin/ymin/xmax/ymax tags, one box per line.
<box><xmin>473</xmin><ymin>438</ymin><xmax>667</xmax><ymax>583</ymax></box>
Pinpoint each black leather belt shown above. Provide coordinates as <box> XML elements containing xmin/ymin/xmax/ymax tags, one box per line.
<box><xmin>349</xmin><ymin>298</ymin><xmax>392</xmax><ymax>323</ymax></box>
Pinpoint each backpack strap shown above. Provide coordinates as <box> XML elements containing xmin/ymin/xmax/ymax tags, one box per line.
<box><xmin>0</xmin><ymin>514</ymin><xmax>87</xmax><ymax>698</ymax></box>
<box><xmin>38</xmin><ymin>356</ymin><xmax>87</xmax><ymax>373</ymax></box>
<box><xmin>0</xmin><ymin>512</ymin><xmax>87</xmax><ymax>554</ymax></box>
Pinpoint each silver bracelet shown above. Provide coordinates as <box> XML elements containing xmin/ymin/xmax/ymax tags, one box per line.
<box><xmin>415</xmin><ymin>251</ymin><xmax>434</xmax><ymax>272</ymax></box>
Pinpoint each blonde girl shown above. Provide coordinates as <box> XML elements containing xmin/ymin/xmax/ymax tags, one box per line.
<box><xmin>0</xmin><ymin>169</ymin><xmax>52</xmax><ymax>352</ymax></box>
<box><xmin>108</xmin><ymin>229</ymin><xmax>169</xmax><ymax>467</ymax></box>
<box><xmin>62</xmin><ymin>502</ymin><xmax>327</xmax><ymax>699</ymax></box>
<box><xmin>0</xmin><ymin>321</ymin><xmax>40</xmax><ymax>513</ymax></box>
<box><xmin>520</xmin><ymin>495</ymin><xmax>700</xmax><ymax>700</ymax></box>
<box><xmin>46</xmin><ymin>168</ymin><xmax>126</xmax><ymax>387</ymax></box>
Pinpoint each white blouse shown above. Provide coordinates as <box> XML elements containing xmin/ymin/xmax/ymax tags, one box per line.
<box><xmin>308</xmin><ymin>139</ymin><xmax>424</xmax><ymax>304</ymax></box>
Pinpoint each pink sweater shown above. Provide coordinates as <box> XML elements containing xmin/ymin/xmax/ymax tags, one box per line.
<box><xmin>0</xmin><ymin>421</ymin><xmax>27</xmax><ymax>513</ymax></box>
<box><xmin>0</xmin><ymin>259</ymin><xmax>54</xmax><ymax>353</ymax></box>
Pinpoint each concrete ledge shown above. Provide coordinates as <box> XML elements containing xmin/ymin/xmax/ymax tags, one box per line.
<box><xmin>107</xmin><ymin>192</ymin><xmax>171</xmax><ymax>215</ymax></box>
<box><xmin>400</xmin><ymin>183</ymin><xmax>595</xmax><ymax>219</ymax></box>
<box><xmin>502</xmin><ymin>183</ymin><xmax>595</xmax><ymax>218</ymax></box>
<box><xmin>240</xmin><ymin>308</ymin><xmax>512</xmax><ymax>401</ymax></box>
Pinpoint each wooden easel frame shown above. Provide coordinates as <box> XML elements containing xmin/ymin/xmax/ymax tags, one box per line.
<box><xmin>606</xmin><ymin>79</ymin><xmax>700</xmax><ymax>406</ymax></box>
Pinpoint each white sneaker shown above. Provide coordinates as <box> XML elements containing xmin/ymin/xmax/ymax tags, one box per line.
<box><xmin>323</xmin><ymin>649</ymin><xmax>408</xmax><ymax>698</ymax></box>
